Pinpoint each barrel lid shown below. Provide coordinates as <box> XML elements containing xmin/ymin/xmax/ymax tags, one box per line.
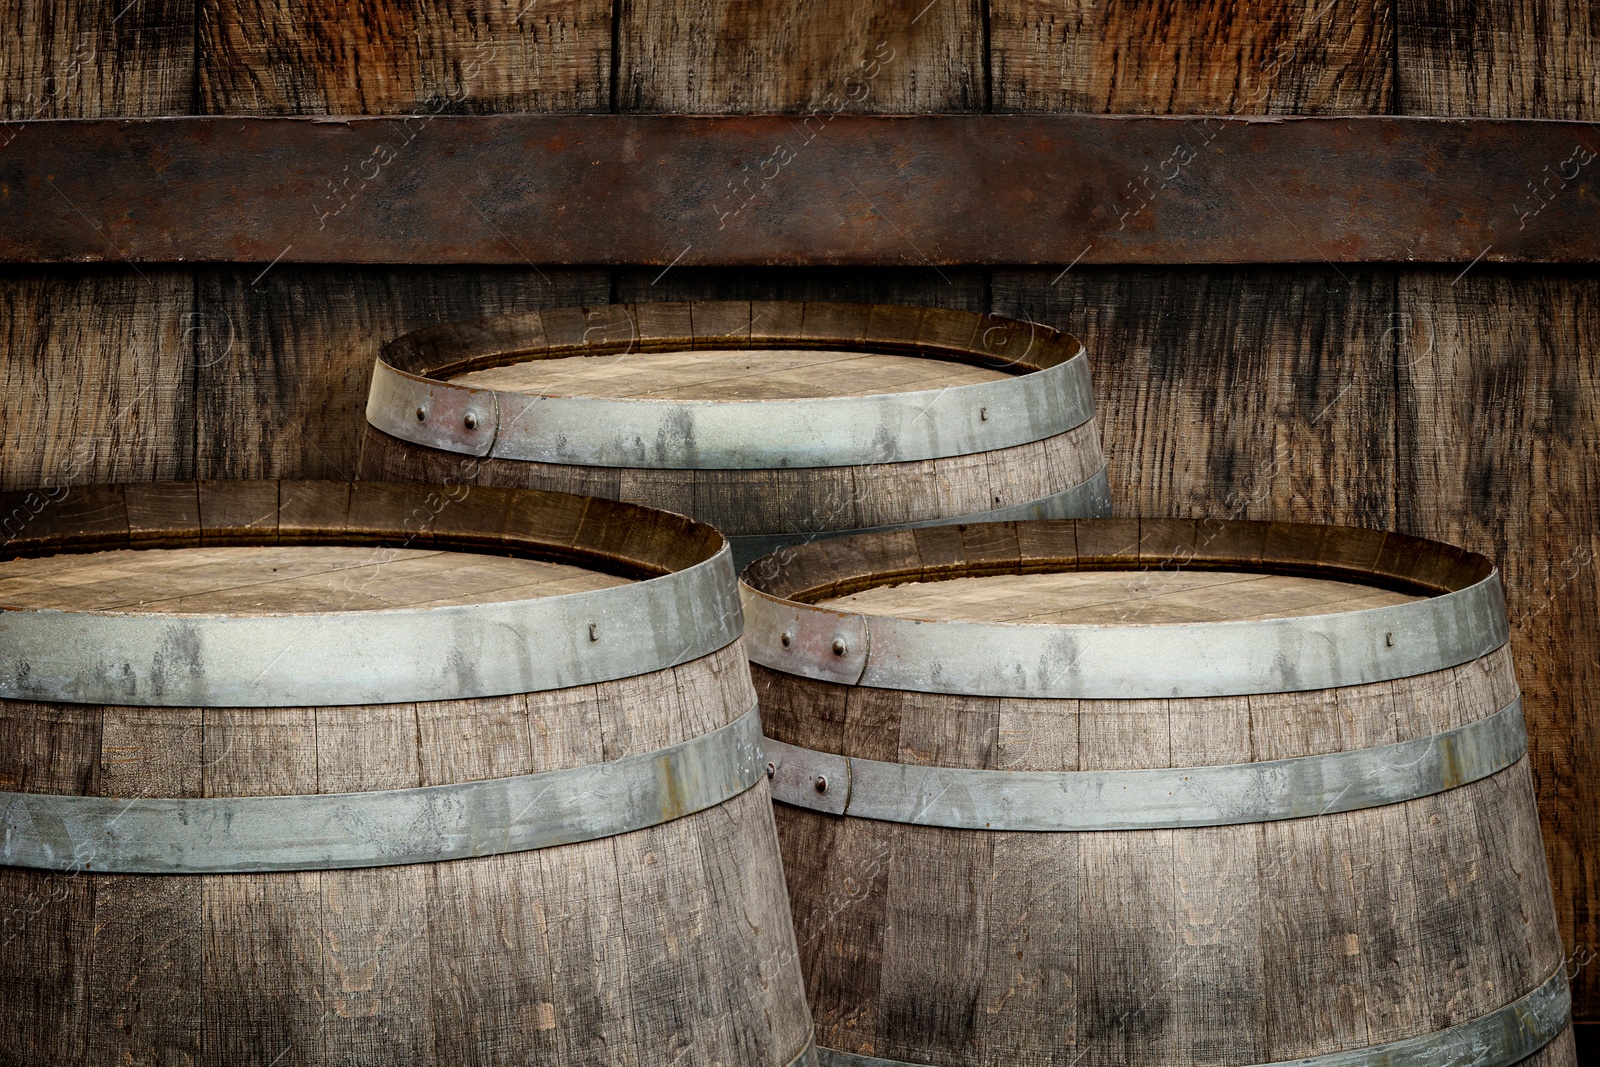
<box><xmin>363</xmin><ymin>301</ymin><xmax>1095</xmax><ymax>469</ymax></box>
<box><xmin>739</xmin><ymin>518</ymin><xmax>1509</xmax><ymax>698</ymax></box>
<box><xmin>0</xmin><ymin>480</ymin><xmax>741</xmax><ymax>707</ymax></box>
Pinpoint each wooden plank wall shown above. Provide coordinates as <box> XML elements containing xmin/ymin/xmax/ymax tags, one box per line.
<box><xmin>2</xmin><ymin>0</ymin><xmax>1597</xmax><ymax>1021</ymax></box>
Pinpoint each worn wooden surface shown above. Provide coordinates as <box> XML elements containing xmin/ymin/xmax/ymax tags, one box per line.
<box><xmin>992</xmin><ymin>268</ymin><xmax>1398</xmax><ymax>530</ymax></box>
<box><xmin>1</xmin><ymin>0</ymin><xmax>1596</xmax><ymax>1024</ymax></box>
<box><xmin>821</xmin><ymin>568</ymin><xmax>1420</xmax><ymax>623</ymax></box>
<box><xmin>991</xmin><ymin>0</ymin><xmax>1394</xmax><ymax>114</ymax></box>
<box><xmin>362</xmin><ymin>302</ymin><xmax>1105</xmax><ymax>535</ymax></box>
<box><xmin>756</xmin><ymin>531</ymin><xmax>1568</xmax><ymax>1061</ymax></box>
<box><xmin>362</xmin><ymin>416</ymin><xmax>1103</xmax><ymax>537</ymax></box>
<box><xmin>452</xmin><ymin>347</ymin><xmax>1009</xmax><ymax>399</ymax></box>
<box><xmin>1396</xmin><ymin>0</ymin><xmax>1600</xmax><ymax>118</ymax></box>
<box><xmin>0</xmin><ymin>269</ymin><xmax>195</xmax><ymax>491</ymax></box>
<box><xmin>0</xmin><ymin>0</ymin><xmax>194</xmax><ymax>120</ymax></box>
<box><xmin>0</xmin><ymin>480</ymin><xmax>810</xmax><ymax>1066</ymax></box>
<box><xmin>197</xmin><ymin>269</ymin><xmax>612</xmax><ymax>481</ymax></box>
<box><xmin>0</xmin><ymin>544</ymin><xmax>629</xmax><ymax>612</ymax></box>
<box><xmin>198</xmin><ymin>0</ymin><xmax>612</xmax><ymax>115</ymax></box>
<box><xmin>1394</xmin><ymin>268</ymin><xmax>1600</xmax><ymax>1017</ymax></box>
<box><xmin>616</xmin><ymin>0</ymin><xmax>984</xmax><ymax>112</ymax></box>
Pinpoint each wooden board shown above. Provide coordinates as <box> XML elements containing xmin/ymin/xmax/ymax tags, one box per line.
<box><xmin>991</xmin><ymin>267</ymin><xmax>1397</xmax><ymax>531</ymax></box>
<box><xmin>0</xmin><ymin>0</ymin><xmax>194</xmax><ymax>121</ymax></box>
<box><xmin>197</xmin><ymin>0</ymin><xmax>611</xmax><ymax>115</ymax></box>
<box><xmin>615</xmin><ymin>0</ymin><xmax>984</xmax><ymax>113</ymax></box>
<box><xmin>195</xmin><ymin>267</ymin><xmax>610</xmax><ymax>480</ymax></box>
<box><xmin>991</xmin><ymin>0</ymin><xmax>1393</xmax><ymax>114</ymax></box>
<box><xmin>1394</xmin><ymin>265</ymin><xmax>1600</xmax><ymax>1021</ymax></box>
<box><xmin>452</xmin><ymin>347</ymin><xmax>1010</xmax><ymax>400</ymax></box>
<box><xmin>0</xmin><ymin>268</ymin><xmax>195</xmax><ymax>491</ymax></box>
<box><xmin>0</xmin><ymin>544</ymin><xmax>629</xmax><ymax>613</ymax></box>
<box><xmin>1396</xmin><ymin>0</ymin><xmax>1600</xmax><ymax>118</ymax></box>
<box><xmin>820</xmin><ymin>568</ymin><xmax>1420</xmax><ymax>624</ymax></box>
<box><xmin>0</xmin><ymin>0</ymin><xmax>198</xmax><ymax>501</ymax></box>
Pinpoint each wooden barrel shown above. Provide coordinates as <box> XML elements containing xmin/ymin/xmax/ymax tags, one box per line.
<box><xmin>0</xmin><ymin>479</ymin><xmax>815</xmax><ymax>1067</ymax></box>
<box><xmin>358</xmin><ymin>301</ymin><xmax>1110</xmax><ymax>566</ymax></box>
<box><xmin>741</xmin><ymin>518</ymin><xmax>1574</xmax><ymax>1067</ymax></box>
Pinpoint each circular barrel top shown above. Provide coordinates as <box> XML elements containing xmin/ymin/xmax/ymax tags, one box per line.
<box><xmin>365</xmin><ymin>301</ymin><xmax>1094</xmax><ymax>469</ymax></box>
<box><xmin>820</xmin><ymin>568</ymin><xmax>1421</xmax><ymax>625</ymax></box>
<box><xmin>741</xmin><ymin>518</ymin><xmax>1509</xmax><ymax>699</ymax></box>
<box><xmin>0</xmin><ymin>480</ymin><xmax>739</xmax><ymax>707</ymax></box>
<box><xmin>0</xmin><ymin>545</ymin><xmax>630</xmax><ymax>614</ymax></box>
<box><xmin>451</xmin><ymin>347</ymin><xmax>1010</xmax><ymax>400</ymax></box>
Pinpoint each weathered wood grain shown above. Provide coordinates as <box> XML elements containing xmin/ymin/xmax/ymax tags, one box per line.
<box><xmin>1397</xmin><ymin>0</ymin><xmax>1600</xmax><ymax>119</ymax></box>
<box><xmin>821</xmin><ymin>568</ymin><xmax>1419</xmax><ymax>623</ymax></box>
<box><xmin>0</xmin><ymin>484</ymin><xmax>809</xmax><ymax>1065</ymax></box>
<box><xmin>760</xmin><ymin>646</ymin><xmax>1562</xmax><ymax>1063</ymax></box>
<box><xmin>0</xmin><ymin>0</ymin><xmax>198</xmax><ymax>506</ymax></box>
<box><xmin>0</xmin><ymin>0</ymin><xmax>193</xmax><ymax>121</ymax></box>
<box><xmin>973</xmin><ymin>697</ymin><xmax>1081</xmax><ymax>1062</ymax></box>
<box><xmin>363</xmin><ymin>418</ymin><xmax>1102</xmax><ymax>537</ymax></box>
<box><xmin>198</xmin><ymin>268</ymin><xmax>608</xmax><ymax>480</ymax></box>
<box><xmin>0</xmin><ymin>268</ymin><xmax>195</xmax><ymax>491</ymax></box>
<box><xmin>615</xmin><ymin>0</ymin><xmax>983</xmax><ymax>113</ymax></box>
<box><xmin>1168</xmin><ymin>696</ymin><xmax>1265</xmax><ymax>1063</ymax></box>
<box><xmin>992</xmin><ymin>267</ymin><xmax>1396</xmax><ymax>530</ymax></box>
<box><xmin>991</xmin><ymin>0</ymin><xmax>1393</xmax><ymax>114</ymax></box>
<box><xmin>756</xmin><ymin>521</ymin><xmax>1567</xmax><ymax>1061</ymax></box>
<box><xmin>1394</xmin><ymin>266</ymin><xmax>1600</xmax><ymax>1020</ymax></box>
<box><xmin>197</xmin><ymin>0</ymin><xmax>612</xmax><ymax>114</ymax></box>
<box><xmin>0</xmin><ymin>544</ymin><xmax>627</xmax><ymax>612</ymax></box>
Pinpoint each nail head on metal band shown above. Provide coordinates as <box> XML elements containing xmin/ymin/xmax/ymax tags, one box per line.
<box><xmin>766</xmin><ymin>698</ymin><xmax>1526</xmax><ymax>831</ymax></box>
<box><xmin>0</xmin><ymin>544</ymin><xmax>742</xmax><ymax>708</ymax></box>
<box><xmin>814</xmin><ymin>965</ymin><xmax>1570</xmax><ymax>1067</ymax></box>
<box><xmin>0</xmin><ymin>705</ymin><xmax>766</xmax><ymax>874</ymax></box>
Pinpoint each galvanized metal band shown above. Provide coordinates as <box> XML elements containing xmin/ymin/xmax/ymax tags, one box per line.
<box><xmin>0</xmin><ymin>705</ymin><xmax>764</xmax><ymax>874</ymax></box>
<box><xmin>814</xmin><ymin>965</ymin><xmax>1570</xmax><ymax>1067</ymax></box>
<box><xmin>744</xmin><ymin>568</ymin><xmax>1510</xmax><ymax>698</ymax></box>
<box><xmin>768</xmin><ymin>697</ymin><xmax>1525</xmax><ymax>830</ymax></box>
<box><xmin>365</xmin><ymin>347</ymin><xmax>1096</xmax><ymax>470</ymax></box>
<box><xmin>785</xmin><ymin>1038</ymin><xmax>821</xmax><ymax>1067</ymax></box>
<box><xmin>0</xmin><ymin>544</ymin><xmax>742</xmax><ymax>708</ymax></box>
<box><xmin>730</xmin><ymin>466</ymin><xmax>1113</xmax><ymax>569</ymax></box>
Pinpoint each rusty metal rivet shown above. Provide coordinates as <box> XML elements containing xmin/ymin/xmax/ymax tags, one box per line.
<box><xmin>780</xmin><ymin>629</ymin><xmax>793</xmax><ymax>648</ymax></box>
<box><xmin>588</xmin><ymin>623</ymin><xmax>600</xmax><ymax>642</ymax></box>
<box><xmin>831</xmin><ymin>637</ymin><xmax>848</xmax><ymax>656</ymax></box>
<box><xmin>814</xmin><ymin>775</ymin><xmax>828</xmax><ymax>793</ymax></box>
<box><xmin>463</xmin><ymin>411</ymin><xmax>480</xmax><ymax>430</ymax></box>
<box><xmin>765</xmin><ymin>762</ymin><xmax>776</xmax><ymax>779</ymax></box>
<box><xmin>415</xmin><ymin>407</ymin><xmax>427</xmax><ymax>422</ymax></box>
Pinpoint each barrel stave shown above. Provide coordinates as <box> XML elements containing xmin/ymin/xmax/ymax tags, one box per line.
<box><xmin>756</xmin><ymin>633</ymin><xmax>1566</xmax><ymax>1065</ymax></box>
<box><xmin>361</xmin><ymin>418</ymin><xmax>1105</xmax><ymax>539</ymax></box>
<box><xmin>0</xmin><ymin>479</ymin><xmax>811</xmax><ymax>1066</ymax></box>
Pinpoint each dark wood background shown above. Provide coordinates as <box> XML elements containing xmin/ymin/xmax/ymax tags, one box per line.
<box><xmin>3</xmin><ymin>0</ymin><xmax>1597</xmax><ymax>1022</ymax></box>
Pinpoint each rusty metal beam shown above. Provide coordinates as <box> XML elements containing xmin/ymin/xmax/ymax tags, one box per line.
<box><xmin>0</xmin><ymin>114</ymin><xmax>1595</xmax><ymax>266</ymax></box>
